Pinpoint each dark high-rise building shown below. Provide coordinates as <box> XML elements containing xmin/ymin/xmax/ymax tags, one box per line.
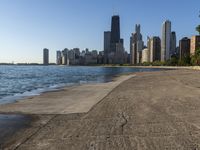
<box><xmin>103</xmin><ymin>15</ymin><xmax>125</xmax><ymax>64</ymax></box>
<box><xmin>179</xmin><ymin>37</ymin><xmax>190</xmax><ymax>60</ymax></box>
<box><xmin>170</xmin><ymin>31</ymin><xmax>176</xmax><ymax>56</ymax></box>
<box><xmin>149</xmin><ymin>36</ymin><xmax>161</xmax><ymax>62</ymax></box>
<box><xmin>110</xmin><ymin>15</ymin><xmax>120</xmax><ymax>52</ymax></box>
<box><xmin>110</xmin><ymin>15</ymin><xmax>120</xmax><ymax>44</ymax></box>
<box><xmin>104</xmin><ymin>31</ymin><xmax>111</xmax><ymax>53</ymax></box>
<box><xmin>104</xmin><ymin>31</ymin><xmax>111</xmax><ymax>63</ymax></box>
<box><xmin>43</xmin><ymin>48</ymin><xmax>49</xmax><ymax>65</ymax></box>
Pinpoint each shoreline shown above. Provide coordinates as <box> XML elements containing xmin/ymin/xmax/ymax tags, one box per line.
<box><xmin>0</xmin><ymin>65</ymin><xmax>166</xmax><ymax>106</ymax></box>
<box><xmin>0</xmin><ymin>74</ymin><xmax>135</xmax><ymax>115</ymax></box>
<box><xmin>0</xmin><ymin>73</ymin><xmax>135</xmax><ymax>148</ymax></box>
<box><xmin>0</xmin><ymin>66</ymin><xmax>174</xmax><ymax>107</ymax></box>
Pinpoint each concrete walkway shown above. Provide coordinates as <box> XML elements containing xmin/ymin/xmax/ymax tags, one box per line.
<box><xmin>2</xmin><ymin>69</ymin><xmax>200</xmax><ymax>149</ymax></box>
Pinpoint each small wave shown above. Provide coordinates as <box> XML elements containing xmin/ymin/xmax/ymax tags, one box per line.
<box><xmin>0</xmin><ymin>83</ymin><xmax>74</xmax><ymax>105</ymax></box>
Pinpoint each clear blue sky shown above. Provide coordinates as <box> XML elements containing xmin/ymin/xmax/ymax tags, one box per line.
<box><xmin>0</xmin><ymin>0</ymin><xmax>199</xmax><ymax>63</ymax></box>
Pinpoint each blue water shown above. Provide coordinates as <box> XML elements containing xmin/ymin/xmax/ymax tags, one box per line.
<box><xmin>0</xmin><ymin>65</ymin><xmax>163</xmax><ymax>104</ymax></box>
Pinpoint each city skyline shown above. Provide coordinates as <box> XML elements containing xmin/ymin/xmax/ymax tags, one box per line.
<box><xmin>0</xmin><ymin>0</ymin><xmax>199</xmax><ymax>63</ymax></box>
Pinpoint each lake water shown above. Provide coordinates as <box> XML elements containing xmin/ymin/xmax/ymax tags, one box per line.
<box><xmin>0</xmin><ymin>65</ymin><xmax>163</xmax><ymax>104</ymax></box>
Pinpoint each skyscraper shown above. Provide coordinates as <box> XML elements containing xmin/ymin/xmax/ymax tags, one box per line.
<box><xmin>190</xmin><ymin>35</ymin><xmax>200</xmax><ymax>55</ymax></box>
<box><xmin>170</xmin><ymin>31</ymin><xmax>176</xmax><ymax>56</ymax></box>
<box><xmin>161</xmin><ymin>20</ymin><xmax>171</xmax><ymax>61</ymax></box>
<box><xmin>142</xmin><ymin>47</ymin><xmax>150</xmax><ymax>63</ymax></box>
<box><xmin>103</xmin><ymin>15</ymin><xmax>125</xmax><ymax>64</ymax></box>
<box><xmin>130</xmin><ymin>24</ymin><xmax>144</xmax><ymax>64</ymax></box>
<box><xmin>179</xmin><ymin>37</ymin><xmax>190</xmax><ymax>60</ymax></box>
<box><xmin>104</xmin><ymin>31</ymin><xmax>111</xmax><ymax>63</ymax></box>
<box><xmin>62</xmin><ymin>48</ymin><xmax>69</xmax><ymax>65</ymax></box>
<box><xmin>43</xmin><ymin>48</ymin><xmax>49</xmax><ymax>65</ymax></box>
<box><xmin>149</xmin><ymin>36</ymin><xmax>161</xmax><ymax>62</ymax></box>
<box><xmin>56</xmin><ymin>51</ymin><xmax>62</xmax><ymax>65</ymax></box>
<box><xmin>110</xmin><ymin>15</ymin><xmax>120</xmax><ymax>47</ymax></box>
<box><xmin>110</xmin><ymin>15</ymin><xmax>121</xmax><ymax>55</ymax></box>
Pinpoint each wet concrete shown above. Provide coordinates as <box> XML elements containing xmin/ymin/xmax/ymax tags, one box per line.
<box><xmin>0</xmin><ymin>114</ymin><xmax>32</xmax><ymax>149</ymax></box>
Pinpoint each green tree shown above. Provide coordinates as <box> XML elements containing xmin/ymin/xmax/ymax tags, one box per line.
<box><xmin>169</xmin><ymin>56</ymin><xmax>179</xmax><ymax>66</ymax></box>
<box><xmin>191</xmin><ymin>55</ymin><xmax>197</xmax><ymax>66</ymax></box>
<box><xmin>195</xmin><ymin>48</ymin><xmax>200</xmax><ymax>65</ymax></box>
<box><xmin>196</xmin><ymin>11</ymin><xmax>200</xmax><ymax>35</ymax></box>
<box><xmin>195</xmin><ymin>47</ymin><xmax>200</xmax><ymax>56</ymax></box>
<box><xmin>191</xmin><ymin>48</ymin><xmax>200</xmax><ymax>66</ymax></box>
<box><xmin>178</xmin><ymin>53</ymin><xmax>192</xmax><ymax>66</ymax></box>
<box><xmin>196</xmin><ymin>25</ymin><xmax>200</xmax><ymax>35</ymax></box>
<box><xmin>152</xmin><ymin>61</ymin><xmax>166</xmax><ymax>66</ymax></box>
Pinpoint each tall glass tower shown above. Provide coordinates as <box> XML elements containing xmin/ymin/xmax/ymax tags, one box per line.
<box><xmin>111</xmin><ymin>15</ymin><xmax>120</xmax><ymax>43</ymax></box>
<box><xmin>161</xmin><ymin>20</ymin><xmax>171</xmax><ymax>61</ymax></box>
<box><xmin>170</xmin><ymin>31</ymin><xmax>176</xmax><ymax>56</ymax></box>
<box><xmin>110</xmin><ymin>15</ymin><xmax>120</xmax><ymax>52</ymax></box>
<box><xmin>103</xmin><ymin>15</ymin><xmax>125</xmax><ymax>64</ymax></box>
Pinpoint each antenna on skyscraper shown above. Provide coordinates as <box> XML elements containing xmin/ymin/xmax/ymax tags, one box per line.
<box><xmin>112</xmin><ymin>4</ymin><xmax>119</xmax><ymax>16</ymax></box>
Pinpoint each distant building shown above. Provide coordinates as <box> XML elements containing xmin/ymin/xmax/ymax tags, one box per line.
<box><xmin>91</xmin><ymin>50</ymin><xmax>98</xmax><ymax>57</ymax></box>
<box><xmin>170</xmin><ymin>31</ymin><xmax>176</xmax><ymax>56</ymax></box>
<box><xmin>97</xmin><ymin>51</ymin><xmax>104</xmax><ymax>64</ymax></box>
<box><xmin>43</xmin><ymin>48</ymin><xmax>49</xmax><ymax>65</ymax></box>
<box><xmin>123</xmin><ymin>51</ymin><xmax>129</xmax><ymax>64</ymax></box>
<box><xmin>56</xmin><ymin>51</ymin><xmax>62</xmax><ymax>65</ymax></box>
<box><xmin>150</xmin><ymin>36</ymin><xmax>161</xmax><ymax>62</ymax></box>
<box><xmin>190</xmin><ymin>35</ymin><xmax>200</xmax><ymax>55</ymax></box>
<box><xmin>73</xmin><ymin>48</ymin><xmax>80</xmax><ymax>65</ymax></box>
<box><xmin>104</xmin><ymin>31</ymin><xmax>111</xmax><ymax>63</ymax></box>
<box><xmin>61</xmin><ymin>48</ymin><xmax>69</xmax><ymax>65</ymax></box>
<box><xmin>142</xmin><ymin>48</ymin><xmax>150</xmax><ymax>63</ymax></box>
<box><xmin>115</xmin><ymin>41</ymin><xmax>125</xmax><ymax>64</ymax></box>
<box><xmin>56</xmin><ymin>47</ymin><xmax>109</xmax><ymax>66</ymax></box>
<box><xmin>84</xmin><ymin>50</ymin><xmax>98</xmax><ymax>65</ymax></box>
<box><xmin>80</xmin><ymin>50</ymin><xmax>86</xmax><ymax>57</ymax></box>
<box><xmin>110</xmin><ymin>15</ymin><xmax>120</xmax><ymax>53</ymax></box>
<box><xmin>85</xmin><ymin>48</ymin><xmax>89</xmax><ymax>54</ymax></box>
<box><xmin>68</xmin><ymin>49</ymin><xmax>75</xmax><ymax>65</ymax></box>
<box><xmin>137</xmin><ymin>40</ymin><xmax>144</xmax><ymax>64</ymax></box>
<box><xmin>179</xmin><ymin>37</ymin><xmax>190</xmax><ymax>60</ymax></box>
<box><xmin>130</xmin><ymin>24</ymin><xmax>144</xmax><ymax>64</ymax></box>
<box><xmin>176</xmin><ymin>46</ymin><xmax>180</xmax><ymax>57</ymax></box>
<box><xmin>161</xmin><ymin>20</ymin><xmax>171</xmax><ymax>61</ymax></box>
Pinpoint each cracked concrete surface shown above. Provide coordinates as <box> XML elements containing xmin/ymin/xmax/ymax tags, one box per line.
<box><xmin>1</xmin><ymin>69</ymin><xmax>200</xmax><ymax>150</ymax></box>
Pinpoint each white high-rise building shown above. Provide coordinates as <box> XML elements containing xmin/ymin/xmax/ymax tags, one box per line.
<box><xmin>142</xmin><ymin>48</ymin><xmax>150</xmax><ymax>63</ymax></box>
<box><xmin>161</xmin><ymin>20</ymin><xmax>171</xmax><ymax>61</ymax></box>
